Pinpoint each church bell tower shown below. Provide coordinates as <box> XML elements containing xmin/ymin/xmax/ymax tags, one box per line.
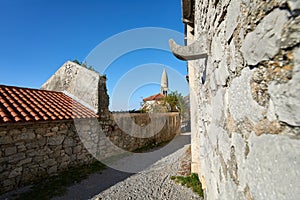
<box><xmin>160</xmin><ymin>69</ymin><xmax>168</xmax><ymax>96</ymax></box>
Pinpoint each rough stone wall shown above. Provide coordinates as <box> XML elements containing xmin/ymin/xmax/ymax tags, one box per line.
<box><xmin>0</xmin><ymin>119</ymin><xmax>95</xmax><ymax>193</ymax></box>
<box><xmin>0</xmin><ymin>113</ymin><xmax>180</xmax><ymax>193</ymax></box>
<box><xmin>106</xmin><ymin>113</ymin><xmax>180</xmax><ymax>152</ymax></box>
<box><xmin>188</xmin><ymin>1</ymin><xmax>300</xmax><ymax>199</ymax></box>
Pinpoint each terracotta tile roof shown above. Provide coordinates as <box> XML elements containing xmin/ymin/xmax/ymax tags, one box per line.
<box><xmin>143</xmin><ymin>93</ymin><xmax>165</xmax><ymax>102</ymax></box>
<box><xmin>0</xmin><ymin>85</ymin><xmax>98</xmax><ymax>124</ymax></box>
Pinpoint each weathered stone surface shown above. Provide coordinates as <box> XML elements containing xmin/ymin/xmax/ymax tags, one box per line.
<box><xmin>8</xmin><ymin>167</ymin><xmax>22</xmax><ymax>178</ymax></box>
<box><xmin>63</xmin><ymin>138</ymin><xmax>75</xmax><ymax>148</ymax></box>
<box><xmin>215</xmin><ymin>60</ymin><xmax>229</xmax><ymax>86</ymax></box>
<box><xmin>0</xmin><ymin>136</ymin><xmax>12</xmax><ymax>145</ymax></box>
<box><xmin>241</xmin><ymin>9</ymin><xmax>289</xmax><ymax>65</ymax></box>
<box><xmin>182</xmin><ymin>1</ymin><xmax>300</xmax><ymax>199</ymax></box>
<box><xmin>15</xmin><ymin>132</ymin><xmax>35</xmax><ymax>141</ymax></box>
<box><xmin>229</xmin><ymin>68</ymin><xmax>265</xmax><ymax>123</ymax></box>
<box><xmin>47</xmin><ymin>166</ymin><xmax>57</xmax><ymax>174</ymax></box>
<box><xmin>8</xmin><ymin>153</ymin><xmax>26</xmax><ymax>163</ymax></box>
<box><xmin>17</xmin><ymin>158</ymin><xmax>32</xmax><ymax>166</ymax></box>
<box><xmin>211</xmin><ymin>34</ymin><xmax>224</xmax><ymax>62</ymax></box>
<box><xmin>225</xmin><ymin>0</ymin><xmax>241</xmax><ymax>41</ymax></box>
<box><xmin>48</xmin><ymin>135</ymin><xmax>65</xmax><ymax>146</ymax></box>
<box><xmin>287</xmin><ymin>0</ymin><xmax>300</xmax><ymax>11</ymax></box>
<box><xmin>5</xmin><ymin>146</ymin><xmax>17</xmax><ymax>156</ymax></box>
<box><xmin>212</xmin><ymin>88</ymin><xmax>226</xmax><ymax>124</ymax></box>
<box><xmin>268</xmin><ymin>48</ymin><xmax>300</xmax><ymax>126</ymax></box>
<box><xmin>243</xmin><ymin>134</ymin><xmax>300</xmax><ymax>200</ymax></box>
<box><xmin>73</xmin><ymin>145</ymin><xmax>82</xmax><ymax>154</ymax></box>
<box><xmin>281</xmin><ymin>16</ymin><xmax>300</xmax><ymax>49</ymax></box>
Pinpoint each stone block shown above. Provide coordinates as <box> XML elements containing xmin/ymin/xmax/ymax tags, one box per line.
<box><xmin>47</xmin><ymin>166</ymin><xmax>57</xmax><ymax>174</ymax></box>
<box><xmin>51</xmin><ymin>126</ymin><xmax>59</xmax><ymax>132</ymax></box>
<box><xmin>35</xmin><ymin>127</ymin><xmax>45</xmax><ymax>134</ymax></box>
<box><xmin>15</xmin><ymin>132</ymin><xmax>35</xmax><ymax>141</ymax></box>
<box><xmin>228</xmin><ymin>68</ymin><xmax>265</xmax><ymax>124</ymax></box>
<box><xmin>65</xmin><ymin>147</ymin><xmax>72</xmax><ymax>156</ymax></box>
<box><xmin>8</xmin><ymin>167</ymin><xmax>22</xmax><ymax>178</ymax></box>
<box><xmin>45</xmin><ymin>132</ymin><xmax>56</xmax><ymax>137</ymax></box>
<box><xmin>48</xmin><ymin>135</ymin><xmax>65</xmax><ymax>146</ymax></box>
<box><xmin>73</xmin><ymin>145</ymin><xmax>82</xmax><ymax>154</ymax></box>
<box><xmin>3</xmin><ymin>178</ymin><xmax>15</xmax><ymax>187</ymax></box>
<box><xmin>5</xmin><ymin>146</ymin><xmax>17</xmax><ymax>156</ymax></box>
<box><xmin>17</xmin><ymin>158</ymin><xmax>32</xmax><ymax>166</ymax></box>
<box><xmin>8</xmin><ymin>153</ymin><xmax>26</xmax><ymax>163</ymax></box>
<box><xmin>9</xmin><ymin>129</ymin><xmax>21</xmax><ymax>135</ymax></box>
<box><xmin>287</xmin><ymin>0</ymin><xmax>300</xmax><ymax>11</ymax></box>
<box><xmin>241</xmin><ymin>9</ymin><xmax>289</xmax><ymax>65</ymax></box>
<box><xmin>268</xmin><ymin>56</ymin><xmax>300</xmax><ymax>126</ymax></box>
<box><xmin>0</xmin><ymin>136</ymin><xmax>12</xmax><ymax>145</ymax></box>
<box><xmin>17</xmin><ymin>143</ymin><xmax>26</xmax><ymax>152</ymax></box>
<box><xmin>63</xmin><ymin>138</ymin><xmax>75</xmax><ymax>148</ymax></box>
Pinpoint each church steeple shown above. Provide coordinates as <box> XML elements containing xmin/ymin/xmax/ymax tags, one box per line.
<box><xmin>160</xmin><ymin>69</ymin><xmax>168</xmax><ymax>96</ymax></box>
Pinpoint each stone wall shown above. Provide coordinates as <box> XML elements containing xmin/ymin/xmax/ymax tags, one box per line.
<box><xmin>0</xmin><ymin>119</ymin><xmax>95</xmax><ymax>192</ymax></box>
<box><xmin>106</xmin><ymin>112</ymin><xmax>180</xmax><ymax>152</ymax></box>
<box><xmin>0</xmin><ymin>112</ymin><xmax>180</xmax><ymax>193</ymax></box>
<box><xmin>185</xmin><ymin>0</ymin><xmax>300</xmax><ymax>200</ymax></box>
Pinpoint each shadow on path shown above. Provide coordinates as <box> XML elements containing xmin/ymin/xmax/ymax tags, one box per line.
<box><xmin>52</xmin><ymin>167</ymin><xmax>134</xmax><ymax>200</ymax></box>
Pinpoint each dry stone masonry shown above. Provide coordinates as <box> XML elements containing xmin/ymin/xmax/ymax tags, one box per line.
<box><xmin>171</xmin><ymin>0</ymin><xmax>300</xmax><ymax>199</ymax></box>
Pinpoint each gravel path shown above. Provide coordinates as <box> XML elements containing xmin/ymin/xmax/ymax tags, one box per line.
<box><xmin>90</xmin><ymin>135</ymin><xmax>201</xmax><ymax>200</ymax></box>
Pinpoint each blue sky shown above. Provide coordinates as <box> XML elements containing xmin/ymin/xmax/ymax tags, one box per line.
<box><xmin>0</xmin><ymin>0</ymin><xmax>189</xmax><ymax>111</ymax></box>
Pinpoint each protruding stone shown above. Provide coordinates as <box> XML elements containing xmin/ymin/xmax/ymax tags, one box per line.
<box><xmin>268</xmin><ymin>49</ymin><xmax>300</xmax><ymax>126</ymax></box>
<box><xmin>169</xmin><ymin>38</ymin><xmax>208</xmax><ymax>60</ymax></box>
<box><xmin>241</xmin><ymin>9</ymin><xmax>289</xmax><ymax>65</ymax></box>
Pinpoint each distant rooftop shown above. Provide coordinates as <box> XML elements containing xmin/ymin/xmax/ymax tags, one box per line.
<box><xmin>143</xmin><ymin>93</ymin><xmax>165</xmax><ymax>102</ymax></box>
<box><xmin>0</xmin><ymin>85</ymin><xmax>98</xmax><ymax>124</ymax></box>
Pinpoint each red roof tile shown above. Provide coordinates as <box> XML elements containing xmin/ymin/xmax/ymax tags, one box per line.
<box><xmin>0</xmin><ymin>85</ymin><xmax>98</xmax><ymax>124</ymax></box>
<box><xmin>143</xmin><ymin>93</ymin><xmax>165</xmax><ymax>102</ymax></box>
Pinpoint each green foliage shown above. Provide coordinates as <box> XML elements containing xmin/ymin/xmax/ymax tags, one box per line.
<box><xmin>101</xmin><ymin>74</ymin><xmax>107</xmax><ymax>79</ymax></box>
<box><xmin>72</xmin><ymin>59</ymin><xmax>81</xmax><ymax>65</ymax></box>
<box><xmin>18</xmin><ymin>161</ymin><xmax>106</xmax><ymax>200</ymax></box>
<box><xmin>72</xmin><ymin>59</ymin><xmax>99</xmax><ymax>73</ymax></box>
<box><xmin>164</xmin><ymin>91</ymin><xmax>179</xmax><ymax>112</ymax></box>
<box><xmin>164</xmin><ymin>90</ymin><xmax>188</xmax><ymax>113</ymax></box>
<box><xmin>170</xmin><ymin>173</ymin><xmax>204</xmax><ymax>197</ymax></box>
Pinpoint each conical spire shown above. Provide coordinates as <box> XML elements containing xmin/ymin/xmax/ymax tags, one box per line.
<box><xmin>160</xmin><ymin>69</ymin><xmax>168</xmax><ymax>96</ymax></box>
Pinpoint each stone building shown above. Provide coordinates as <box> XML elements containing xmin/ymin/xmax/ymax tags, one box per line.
<box><xmin>170</xmin><ymin>0</ymin><xmax>300</xmax><ymax>199</ymax></box>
